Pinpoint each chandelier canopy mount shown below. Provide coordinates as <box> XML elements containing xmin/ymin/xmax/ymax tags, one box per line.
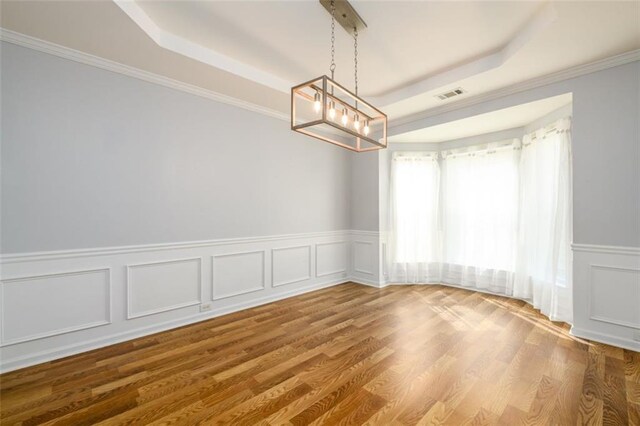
<box><xmin>319</xmin><ymin>0</ymin><xmax>367</xmax><ymax>36</ymax></box>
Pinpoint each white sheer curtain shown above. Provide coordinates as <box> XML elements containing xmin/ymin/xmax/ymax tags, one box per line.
<box><xmin>513</xmin><ymin>118</ymin><xmax>573</xmax><ymax>322</ymax></box>
<box><xmin>389</xmin><ymin>152</ymin><xmax>440</xmax><ymax>283</ymax></box>
<box><xmin>388</xmin><ymin>118</ymin><xmax>573</xmax><ymax>323</ymax></box>
<box><xmin>441</xmin><ymin>141</ymin><xmax>520</xmax><ymax>294</ymax></box>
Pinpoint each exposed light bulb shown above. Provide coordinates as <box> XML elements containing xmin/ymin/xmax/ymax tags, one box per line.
<box><xmin>341</xmin><ymin>108</ymin><xmax>348</xmax><ymax>126</ymax></box>
<box><xmin>353</xmin><ymin>114</ymin><xmax>361</xmax><ymax>131</ymax></box>
<box><xmin>363</xmin><ymin>120</ymin><xmax>370</xmax><ymax>136</ymax></box>
<box><xmin>313</xmin><ymin>92</ymin><xmax>321</xmax><ymax>113</ymax></box>
<box><xmin>328</xmin><ymin>101</ymin><xmax>336</xmax><ymax>120</ymax></box>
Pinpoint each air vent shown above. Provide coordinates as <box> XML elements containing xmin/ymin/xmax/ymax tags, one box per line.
<box><xmin>436</xmin><ymin>88</ymin><xmax>465</xmax><ymax>101</ymax></box>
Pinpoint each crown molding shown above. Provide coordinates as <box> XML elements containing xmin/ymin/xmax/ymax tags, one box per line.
<box><xmin>2</xmin><ymin>28</ymin><xmax>638</xmax><ymax>131</ymax></box>
<box><xmin>390</xmin><ymin>49</ymin><xmax>640</xmax><ymax>131</ymax></box>
<box><xmin>113</xmin><ymin>0</ymin><xmax>291</xmax><ymax>94</ymax></box>
<box><xmin>0</xmin><ymin>28</ymin><xmax>290</xmax><ymax>122</ymax></box>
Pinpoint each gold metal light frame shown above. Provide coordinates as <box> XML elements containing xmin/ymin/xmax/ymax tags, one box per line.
<box><xmin>291</xmin><ymin>75</ymin><xmax>387</xmax><ymax>152</ymax></box>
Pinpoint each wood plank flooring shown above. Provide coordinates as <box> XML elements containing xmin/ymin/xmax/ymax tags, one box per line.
<box><xmin>1</xmin><ymin>283</ymin><xmax>638</xmax><ymax>425</ymax></box>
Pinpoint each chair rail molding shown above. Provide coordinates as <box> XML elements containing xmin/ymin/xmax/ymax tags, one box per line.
<box><xmin>571</xmin><ymin>243</ymin><xmax>640</xmax><ymax>256</ymax></box>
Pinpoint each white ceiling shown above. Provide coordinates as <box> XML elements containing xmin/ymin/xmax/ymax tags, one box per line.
<box><xmin>133</xmin><ymin>0</ymin><xmax>543</xmax><ymax>96</ymax></box>
<box><xmin>389</xmin><ymin>93</ymin><xmax>573</xmax><ymax>143</ymax></box>
<box><xmin>1</xmin><ymin>1</ymin><xmax>638</xmax><ymax>123</ymax></box>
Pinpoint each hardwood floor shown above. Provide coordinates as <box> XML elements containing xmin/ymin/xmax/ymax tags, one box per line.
<box><xmin>1</xmin><ymin>283</ymin><xmax>638</xmax><ymax>425</ymax></box>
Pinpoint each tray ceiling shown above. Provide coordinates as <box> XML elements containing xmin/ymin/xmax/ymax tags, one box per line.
<box><xmin>1</xmin><ymin>1</ymin><xmax>638</xmax><ymax>123</ymax></box>
<box><xmin>389</xmin><ymin>93</ymin><xmax>573</xmax><ymax>143</ymax></box>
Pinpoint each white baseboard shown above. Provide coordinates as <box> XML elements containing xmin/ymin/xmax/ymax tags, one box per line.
<box><xmin>570</xmin><ymin>326</ymin><xmax>640</xmax><ymax>352</ymax></box>
<box><xmin>350</xmin><ymin>277</ymin><xmax>388</xmax><ymax>289</ymax></box>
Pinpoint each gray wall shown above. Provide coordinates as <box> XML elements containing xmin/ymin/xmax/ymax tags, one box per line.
<box><xmin>3</xmin><ymin>41</ymin><xmax>637</xmax><ymax>252</ymax></box>
<box><xmin>1</xmin><ymin>42</ymin><xmax>351</xmax><ymax>253</ymax></box>
<box><xmin>349</xmin><ymin>151</ymin><xmax>379</xmax><ymax>232</ymax></box>
<box><xmin>387</xmin><ymin>61</ymin><xmax>640</xmax><ymax>247</ymax></box>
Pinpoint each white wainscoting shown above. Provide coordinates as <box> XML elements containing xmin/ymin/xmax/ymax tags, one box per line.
<box><xmin>8</xmin><ymin>234</ymin><xmax>636</xmax><ymax>368</ymax></box>
<box><xmin>315</xmin><ymin>241</ymin><xmax>349</xmax><ymax>278</ymax></box>
<box><xmin>1</xmin><ymin>268</ymin><xmax>111</xmax><ymax>346</ymax></box>
<box><xmin>272</xmin><ymin>245</ymin><xmax>311</xmax><ymax>287</ymax></box>
<box><xmin>353</xmin><ymin>241</ymin><xmax>374</xmax><ymax>275</ymax></box>
<box><xmin>212</xmin><ymin>251</ymin><xmax>265</xmax><ymax>300</ymax></box>
<box><xmin>350</xmin><ymin>231</ymin><xmax>383</xmax><ymax>288</ymax></box>
<box><xmin>0</xmin><ymin>230</ymin><xmax>380</xmax><ymax>372</ymax></box>
<box><xmin>127</xmin><ymin>258</ymin><xmax>202</xmax><ymax>319</ymax></box>
<box><xmin>572</xmin><ymin>244</ymin><xmax>640</xmax><ymax>351</ymax></box>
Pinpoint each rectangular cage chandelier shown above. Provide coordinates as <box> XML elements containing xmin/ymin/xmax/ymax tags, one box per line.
<box><xmin>291</xmin><ymin>0</ymin><xmax>387</xmax><ymax>152</ymax></box>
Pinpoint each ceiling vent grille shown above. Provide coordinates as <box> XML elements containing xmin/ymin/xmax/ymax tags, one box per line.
<box><xmin>436</xmin><ymin>88</ymin><xmax>465</xmax><ymax>100</ymax></box>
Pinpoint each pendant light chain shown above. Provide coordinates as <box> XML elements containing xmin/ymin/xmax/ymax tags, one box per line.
<box><xmin>354</xmin><ymin>27</ymin><xmax>358</xmax><ymax>97</ymax></box>
<box><xmin>354</xmin><ymin>26</ymin><xmax>359</xmax><ymax>113</ymax></box>
<box><xmin>329</xmin><ymin>0</ymin><xmax>336</xmax><ymax>80</ymax></box>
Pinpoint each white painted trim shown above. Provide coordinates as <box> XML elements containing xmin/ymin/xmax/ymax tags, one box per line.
<box><xmin>350</xmin><ymin>230</ymin><xmax>380</xmax><ymax>237</ymax></box>
<box><xmin>588</xmin><ymin>264</ymin><xmax>640</xmax><ymax>330</ymax></box>
<box><xmin>381</xmin><ymin>242</ymin><xmax>388</xmax><ymax>281</ymax></box>
<box><xmin>315</xmin><ymin>241</ymin><xmax>349</xmax><ymax>277</ymax></box>
<box><xmin>271</xmin><ymin>245</ymin><xmax>312</xmax><ymax>288</ymax></box>
<box><xmin>572</xmin><ymin>243</ymin><xmax>640</xmax><ymax>256</ymax></box>
<box><xmin>0</xmin><ymin>278</ymin><xmax>351</xmax><ymax>373</ymax></box>
<box><xmin>353</xmin><ymin>241</ymin><xmax>374</xmax><ymax>275</ymax></box>
<box><xmin>0</xmin><ymin>268</ymin><xmax>112</xmax><ymax>346</ymax></box>
<box><xmin>0</xmin><ymin>230</ymin><xmax>351</xmax><ymax>264</ymax></box>
<box><xmin>350</xmin><ymin>277</ymin><xmax>387</xmax><ymax>289</ymax></box>
<box><xmin>126</xmin><ymin>257</ymin><xmax>203</xmax><ymax>320</ymax></box>
<box><xmin>211</xmin><ymin>250</ymin><xmax>266</xmax><ymax>301</ymax></box>
<box><xmin>570</xmin><ymin>326</ymin><xmax>640</xmax><ymax>352</ymax></box>
<box><xmin>390</xmin><ymin>49</ymin><xmax>640</xmax><ymax>131</ymax></box>
<box><xmin>0</xmin><ymin>28</ymin><xmax>289</xmax><ymax>123</ymax></box>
